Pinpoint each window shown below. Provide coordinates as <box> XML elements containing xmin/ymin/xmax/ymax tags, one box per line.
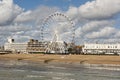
<box><xmin>96</xmin><ymin>46</ymin><xmax>98</xmax><ymax>48</ymax></box>
<box><xmin>115</xmin><ymin>46</ymin><xmax>117</xmax><ymax>48</ymax></box>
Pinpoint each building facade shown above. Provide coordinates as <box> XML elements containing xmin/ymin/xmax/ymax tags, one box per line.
<box><xmin>4</xmin><ymin>39</ymin><xmax>27</xmax><ymax>53</ymax></box>
<box><xmin>26</xmin><ymin>39</ymin><xmax>48</xmax><ymax>53</ymax></box>
<box><xmin>83</xmin><ymin>43</ymin><xmax>120</xmax><ymax>54</ymax></box>
<box><xmin>4</xmin><ymin>39</ymin><xmax>49</xmax><ymax>53</ymax></box>
<box><xmin>4</xmin><ymin>38</ymin><xmax>70</xmax><ymax>54</ymax></box>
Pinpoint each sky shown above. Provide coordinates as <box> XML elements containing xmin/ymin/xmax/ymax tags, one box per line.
<box><xmin>0</xmin><ymin>0</ymin><xmax>120</xmax><ymax>45</ymax></box>
<box><xmin>14</xmin><ymin>0</ymin><xmax>90</xmax><ymax>11</ymax></box>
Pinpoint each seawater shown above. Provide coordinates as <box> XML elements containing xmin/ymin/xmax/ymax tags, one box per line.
<box><xmin>0</xmin><ymin>61</ymin><xmax>120</xmax><ymax>80</ymax></box>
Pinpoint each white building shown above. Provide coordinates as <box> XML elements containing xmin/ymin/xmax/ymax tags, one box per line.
<box><xmin>4</xmin><ymin>39</ymin><xmax>28</xmax><ymax>53</ymax></box>
<box><xmin>83</xmin><ymin>43</ymin><xmax>120</xmax><ymax>55</ymax></box>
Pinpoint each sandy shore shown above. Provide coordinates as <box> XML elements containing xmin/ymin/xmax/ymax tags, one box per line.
<box><xmin>0</xmin><ymin>54</ymin><xmax>120</xmax><ymax>65</ymax></box>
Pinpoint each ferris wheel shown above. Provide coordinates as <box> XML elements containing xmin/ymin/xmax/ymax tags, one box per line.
<box><xmin>40</xmin><ymin>12</ymin><xmax>75</xmax><ymax>44</ymax></box>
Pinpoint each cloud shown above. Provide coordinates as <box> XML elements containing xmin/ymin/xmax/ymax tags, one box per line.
<box><xmin>0</xmin><ymin>1</ymin><xmax>60</xmax><ymax>44</ymax></box>
<box><xmin>75</xmin><ymin>20</ymin><xmax>114</xmax><ymax>38</ymax></box>
<box><xmin>14</xmin><ymin>6</ymin><xmax>60</xmax><ymax>24</ymax></box>
<box><xmin>0</xmin><ymin>0</ymin><xmax>120</xmax><ymax>45</ymax></box>
<box><xmin>65</xmin><ymin>0</ymin><xmax>120</xmax><ymax>23</ymax></box>
<box><xmin>65</xmin><ymin>0</ymin><xmax>120</xmax><ymax>43</ymax></box>
<box><xmin>65</xmin><ymin>6</ymin><xmax>78</xmax><ymax>19</ymax></box>
<box><xmin>14</xmin><ymin>10</ymin><xmax>33</xmax><ymax>23</ymax></box>
<box><xmin>114</xmin><ymin>31</ymin><xmax>120</xmax><ymax>38</ymax></box>
<box><xmin>85</xmin><ymin>27</ymin><xmax>116</xmax><ymax>39</ymax></box>
<box><xmin>12</xmin><ymin>35</ymin><xmax>31</xmax><ymax>43</ymax></box>
<box><xmin>81</xmin><ymin>20</ymin><xmax>114</xmax><ymax>33</ymax></box>
<box><xmin>0</xmin><ymin>0</ymin><xmax>23</xmax><ymax>26</ymax></box>
<box><xmin>79</xmin><ymin>0</ymin><xmax>120</xmax><ymax>19</ymax></box>
<box><xmin>0</xmin><ymin>24</ymin><xmax>32</xmax><ymax>32</ymax></box>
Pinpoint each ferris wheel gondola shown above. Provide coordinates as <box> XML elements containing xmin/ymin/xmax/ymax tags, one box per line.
<box><xmin>40</xmin><ymin>12</ymin><xmax>75</xmax><ymax>53</ymax></box>
<box><xmin>40</xmin><ymin>12</ymin><xmax>75</xmax><ymax>43</ymax></box>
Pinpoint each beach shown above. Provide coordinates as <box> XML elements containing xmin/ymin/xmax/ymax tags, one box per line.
<box><xmin>0</xmin><ymin>54</ymin><xmax>120</xmax><ymax>65</ymax></box>
<box><xmin>0</xmin><ymin>54</ymin><xmax>120</xmax><ymax>80</ymax></box>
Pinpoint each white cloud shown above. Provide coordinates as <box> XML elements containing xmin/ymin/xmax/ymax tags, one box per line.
<box><xmin>0</xmin><ymin>1</ymin><xmax>60</xmax><ymax>44</ymax></box>
<box><xmin>12</xmin><ymin>35</ymin><xmax>31</xmax><ymax>43</ymax></box>
<box><xmin>65</xmin><ymin>0</ymin><xmax>120</xmax><ymax>21</ymax></box>
<box><xmin>0</xmin><ymin>0</ymin><xmax>23</xmax><ymax>26</ymax></box>
<box><xmin>114</xmin><ymin>31</ymin><xmax>120</xmax><ymax>38</ymax></box>
<box><xmin>75</xmin><ymin>20</ymin><xmax>114</xmax><ymax>38</ymax></box>
<box><xmin>85</xmin><ymin>27</ymin><xmax>116</xmax><ymax>39</ymax></box>
<box><xmin>65</xmin><ymin>0</ymin><xmax>120</xmax><ymax>43</ymax></box>
<box><xmin>0</xmin><ymin>24</ymin><xmax>32</xmax><ymax>32</ymax></box>
<box><xmin>81</xmin><ymin>20</ymin><xmax>114</xmax><ymax>33</ymax></box>
<box><xmin>79</xmin><ymin>0</ymin><xmax>120</xmax><ymax>19</ymax></box>
<box><xmin>14</xmin><ymin>10</ymin><xmax>32</xmax><ymax>23</ymax></box>
<box><xmin>65</xmin><ymin>6</ymin><xmax>78</xmax><ymax>19</ymax></box>
<box><xmin>14</xmin><ymin>6</ymin><xmax>59</xmax><ymax>24</ymax></box>
<box><xmin>0</xmin><ymin>0</ymin><xmax>120</xmax><ymax>45</ymax></box>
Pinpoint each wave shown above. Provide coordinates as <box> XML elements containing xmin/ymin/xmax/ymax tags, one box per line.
<box><xmin>26</xmin><ymin>75</ymin><xmax>45</xmax><ymax>78</ymax></box>
<box><xmin>38</xmin><ymin>71</ymin><xmax>74</xmax><ymax>76</ymax></box>
<box><xmin>83</xmin><ymin>63</ymin><xmax>120</xmax><ymax>71</ymax></box>
<box><xmin>52</xmin><ymin>77</ymin><xmax>75</xmax><ymax>80</ymax></box>
<box><xmin>12</xmin><ymin>69</ymin><xmax>26</xmax><ymax>72</ymax></box>
<box><xmin>0</xmin><ymin>60</ymin><xmax>29</xmax><ymax>66</ymax></box>
<box><xmin>89</xmin><ymin>67</ymin><xmax>120</xmax><ymax>71</ymax></box>
<box><xmin>46</xmin><ymin>65</ymin><xmax>67</xmax><ymax>69</ymax></box>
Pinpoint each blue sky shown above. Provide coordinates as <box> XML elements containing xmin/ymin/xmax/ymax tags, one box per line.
<box><xmin>14</xmin><ymin>0</ymin><xmax>91</xmax><ymax>11</ymax></box>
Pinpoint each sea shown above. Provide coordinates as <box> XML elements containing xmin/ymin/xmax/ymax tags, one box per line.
<box><xmin>0</xmin><ymin>60</ymin><xmax>120</xmax><ymax>80</ymax></box>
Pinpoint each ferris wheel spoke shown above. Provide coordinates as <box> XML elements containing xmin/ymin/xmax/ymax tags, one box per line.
<box><xmin>40</xmin><ymin>12</ymin><xmax>75</xmax><ymax>44</ymax></box>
